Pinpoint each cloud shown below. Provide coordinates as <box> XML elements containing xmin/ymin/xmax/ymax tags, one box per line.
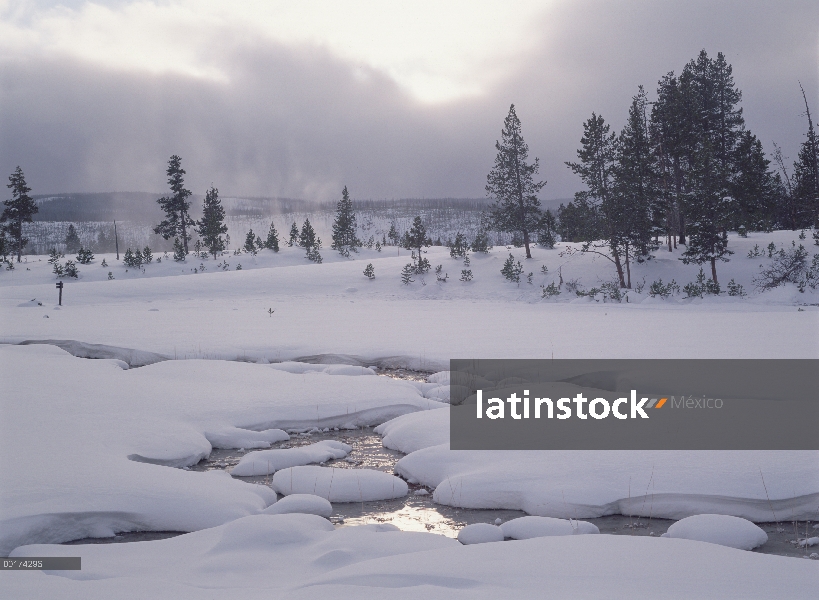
<box><xmin>0</xmin><ymin>0</ymin><xmax>816</xmax><ymax>201</ymax></box>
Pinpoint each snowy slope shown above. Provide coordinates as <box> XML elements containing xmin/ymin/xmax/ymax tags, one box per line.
<box><xmin>2</xmin><ymin>514</ymin><xmax>816</xmax><ymax>599</ymax></box>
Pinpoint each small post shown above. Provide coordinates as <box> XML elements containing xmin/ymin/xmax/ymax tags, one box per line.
<box><xmin>56</xmin><ymin>281</ymin><xmax>63</xmax><ymax>306</ymax></box>
<box><xmin>114</xmin><ymin>220</ymin><xmax>119</xmax><ymax>260</ymax></box>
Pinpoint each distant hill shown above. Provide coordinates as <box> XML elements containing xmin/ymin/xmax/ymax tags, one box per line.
<box><xmin>32</xmin><ymin>192</ymin><xmax>572</xmax><ymax>223</ymax></box>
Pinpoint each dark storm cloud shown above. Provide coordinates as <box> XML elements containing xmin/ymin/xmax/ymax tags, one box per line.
<box><xmin>1</xmin><ymin>0</ymin><xmax>816</xmax><ymax>201</ymax></box>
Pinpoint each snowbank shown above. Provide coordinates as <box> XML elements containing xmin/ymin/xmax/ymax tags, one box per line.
<box><xmin>664</xmin><ymin>514</ymin><xmax>768</xmax><ymax>550</ymax></box>
<box><xmin>395</xmin><ymin>444</ymin><xmax>819</xmax><ymax>521</ymax></box>
<box><xmin>0</xmin><ymin>344</ymin><xmax>433</xmax><ymax>553</ymax></box>
<box><xmin>375</xmin><ymin>407</ymin><xmax>449</xmax><ymax>454</ymax></box>
<box><xmin>457</xmin><ymin>523</ymin><xmax>504</xmax><ymax>545</ymax></box>
<box><xmin>231</xmin><ymin>440</ymin><xmax>351</xmax><ymax>476</ymax></box>
<box><xmin>262</xmin><ymin>494</ymin><xmax>332</xmax><ymax>518</ymax></box>
<box><xmin>501</xmin><ymin>516</ymin><xmax>600</xmax><ymax>539</ymax></box>
<box><xmin>271</xmin><ymin>466</ymin><xmax>408</xmax><ymax>502</ymax></box>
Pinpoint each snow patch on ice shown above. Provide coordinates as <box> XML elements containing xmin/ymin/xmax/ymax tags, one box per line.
<box><xmin>204</xmin><ymin>427</ymin><xmax>289</xmax><ymax>450</ymax></box>
<box><xmin>664</xmin><ymin>514</ymin><xmax>768</xmax><ymax>550</ymax></box>
<box><xmin>500</xmin><ymin>516</ymin><xmax>600</xmax><ymax>539</ymax></box>
<box><xmin>231</xmin><ymin>440</ymin><xmax>351</xmax><ymax>476</ymax></box>
<box><xmin>271</xmin><ymin>466</ymin><xmax>408</xmax><ymax>502</ymax></box>
<box><xmin>457</xmin><ymin>523</ymin><xmax>504</xmax><ymax>545</ymax></box>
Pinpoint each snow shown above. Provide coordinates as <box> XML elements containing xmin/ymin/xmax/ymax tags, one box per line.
<box><xmin>501</xmin><ymin>516</ymin><xmax>600</xmax><ymax>539</ymax></box>
<box><xmin>205</xmin><ymin>426</ymin><xmax>289</xmax><ymax>450</ymax></box>
<box><xmin>375</xmin><ymin>407</ymin><xmax>449</xmax><ymax>454</ymax></box>
<box><xmin>0</xmin><ymin>344</ymin><xmax>431</xmax><ymax>554</ymax></box>
<box><xmin>230</xmin><ymin>440</ymin><xmax>351</xmax><ymax>476</ymax></box>
<box><xmin>262</xmin><ymin>494</ymin><xmax>332</xmax><ymax>517</ymax></box>
<box><xmin>457</xmin><ymin>523</ymin><xmax>505</xmax><ymax>545</ymax></box>
<box><xmin>663</xmin><ymin>514</ymin><xmax>769</xmax><ymax>550</ymax></box>
<box><xmin>389</xmin><ymin>406</ymin><xmax>819</xmax><ymax>521</ymax></box>
<box><xmin>271</xmin><ymin>466</ymin><xmax>408</xmax><ymax>501</ymax></box>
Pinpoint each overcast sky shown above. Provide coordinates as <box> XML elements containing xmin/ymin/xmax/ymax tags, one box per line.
<box><xmin>1</xmin><ymin>0</ymin><xmax>817</xmax><ymax>201</ymax></box>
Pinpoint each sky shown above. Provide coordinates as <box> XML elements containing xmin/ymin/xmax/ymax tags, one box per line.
<box><xmin>1</xmin><ymin>0</ymin><xmax>817</xmax><ymax>201</ymax></box>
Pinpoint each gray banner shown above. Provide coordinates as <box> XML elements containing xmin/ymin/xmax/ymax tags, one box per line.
<box><xmin>1</xmin><ymin>557</ymin><xmax>81</xmax><ymax>570</ymax></box>
<box><xmin>450</xmin><ymin>360</ymin><xmax>819</xmax><ymax>450</ymax></box>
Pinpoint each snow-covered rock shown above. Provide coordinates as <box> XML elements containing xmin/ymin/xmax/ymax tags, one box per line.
<box><xmin>457</xmin><ymin>523</ymin><xmax>504</xmax><ymax>545</ymax></box>
<box><xmin>231</xmin><ymin>440</ymin><xmax>351</xmax><ymax>476</ymax></box>
<box><xmin>501</xmin><ymin>516</ymin><xmax>600</xmax><ymax>539</ymax></box>
<box><xmin>663</xmin><ymin>514</ymin><xmax>768</xmax><ymax>550</ymax></box>
<box><xmin>271</xmin><ymin>466</ymin><xmax>408</xmax><ymax>502</ymax></box>
<box><xmin>262</xmin><ymin>494</ymin><xmax>332</xmax><ymax>518</ymax></box>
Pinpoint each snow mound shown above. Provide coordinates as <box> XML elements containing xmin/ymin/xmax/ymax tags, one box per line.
<box><xmin>271</xmin><ymin>466</ymin><xmax>408</xmax><ymax>502</ymax></box>
<box><xmin>262</xmin><ymin>494</ymin><xmax>332</xmax><ymax>518</ymax></box>
<box><xmin>423</xmin><ymin>385</ymin><xmax>450</xmax><ymax>403</ymax></box>
<box><xmin>457</xmin><ymin>523</ymin><xmax>504</xmax><ymax>545</ymax></box>
<box><xmin>664</xmin><ymin>514</ymin><xmax>768</xmax><ymax>550</ymax></box>
<box><xmin>18</xmin><ymin>339</ymin><xmax>167</xmax><ymax>367</ymax></box>
<box><xmin>427</xmin><ymin>370</ymin><xmax>450</xmax><ymax>384</ymax></box>
<box><xmin>231</xmin><ymin>440</ymin><xmax>351</xmax><ymax>476</ymax></box>
<box><xmin>501</xmin><ymin>516</ymin><xmax>600</xmax><ymax>539</ymax></box>
<box><xmin>375</xmin><ymin>407</ymin><xmax>448</xmax><ymax>454</ymax></box>
<box><xmin>205</xmin><ymin>427</ymin><xmax>289</xmax><ymax>450</ymax></box>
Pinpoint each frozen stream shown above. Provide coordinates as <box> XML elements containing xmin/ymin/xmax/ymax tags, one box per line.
<box><xmin>57</xmin><ymin>367</ymin><xmax>815</xmax><ymax>558</ymax></box>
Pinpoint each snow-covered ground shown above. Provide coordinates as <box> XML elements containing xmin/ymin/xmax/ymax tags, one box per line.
<box><xmin>1</xmin><ymin>229</ymin><xmax>818</xmax><ymax>597</ymax></box>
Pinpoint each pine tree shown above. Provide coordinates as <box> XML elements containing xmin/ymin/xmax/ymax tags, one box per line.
<box><xmin>265</xmin><ymin>222</ymin><xmax>280</xmax><ymax>252</ymax></box>
<box><xmin>299</xmin><ymin>218</ymin><xmax>317</xmax><ymax>250</ymax></box>
<box><xmin>173</xmin><ymin>238</ymin><xmax>186</xmax><ymax>262</ymax></box>
<box><xmin>730</xmin><ymin>130</ymin><xmax>778</xmax><ymax>232</ymax></box>
<box><xmin>612</xmin><ymin>87</ymin><xmax>658</xmax><ymax>287</ymax></box>
<box><xmin>565</xmin><ymin>113</ymin><xmax>628</xmax><ymax>287</ymax></box>
<box><xmin>363</xmin><ymin>263</ymin><xmax>375</xmax><ymax>279</ymax></box>
<box><xmin>486</xmin><ymin>105</ymin><xmax>545</xmax><ymax>259</ymax></box>
<box><xmin>400</xmin><ymin>263</ymin><xmax>415</xmax><ymax>285</ymax></box>
<box><xmin>197</xmin><ymin>186</ymin><xmax>227</xmax><ymax>258</ymax></box>
<box><xmin>244</xmin><ymin>229</ymin><xmax>257</xmax><ymax>255</ymax></box>
<box><xmin>142</xmin><ymin>246</ymin><xmax>153</xmax><ymax>263</ymax></box>
<box><xmin>448</xmin><ymin>232</ymin><xmax>469</xmax><ymax>258</ymax></box>
<box><xmin>331</xmin><ymin>185</ymin><xmax>360</xmax><ymax>257</ymax></box>
<box><xmin>288</xmin><ymin>222</ymin><xmax>299</xmax><ymax>247</ymax></box>
<box><xmin>154</xmin><ymin>155</ymin><xmax>194</xmax><ymax>254</ymax></box>
<box><xmin>64</xmin><ymin>224</ymin><xmax>81</xmax><ymax>253</ymax></box>
<box><xmin>402</xmin><ymin>216</ymin><xmax>431</xmax><ymax>273</ymax></box>
<box><xmin>536</xmin><ymin>211</ymin><xmax>557</xmax><ymax>248</ymax></box>
<box><xmin>2</xmin><ymin>166</ymin><xmax>38</xmax><ymax>262</ymax></box>
<box><xmin>501</xmin><ymin>253</ymin><xmax>524</xmax><ymax>285</ymax></box>
<box><xmin>792</xmin><ymin>83</ymin><xmax>819</xmax><ymax>228</ymax></box>
<box><xmin>76</xmin><ymin>247</ymin><xmax>94</xmax><ymax>264</ymax></box>
<box><xmin>387</xmin><ymin>222</ymin><xmax>400</xmax><ymax>246</ymax></box>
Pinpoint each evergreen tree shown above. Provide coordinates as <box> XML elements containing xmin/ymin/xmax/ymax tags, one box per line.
<box><xmin>331</xmin><ymin>185</ymin><xmax>360</xmax><ymax>256</ymax></box>
<box><xmin>76</xmin><ymin>247</ymin><xmax>94</xmax><ymax>264</ymax></box>
<box><xmin>154</xmin><ymin>155</ymin><xmax>194</xmax><ymax>254</ymax></box>
<box><xmin>730</xmin><ymin>130</ymin><xmax>778</xmax><ymax>232</ymax></box>
<box><xmin>265</xmin><ymin>222</ymin><xmax>280</xmax><ymax>252</ymax></box>
<box><xmin>363</xmin><ymin>263</ymin><xmax>375</xmax><ymax>279</ymax></box>
<box><xmin>64</xmin><ymin>224</ymin><xmax>81</xmax><ymax>253</ymax></box>
<box><xmin>2</xmin><ymin>166</ymin><xmax>38</xmax><ymax>262</ymax></box>
<box><xmin>244</xmin><ymin>229</ymin><xmax>258</xmax><ymax>255</ymax></box>
<box><xmin>486</xmin><ymin>105</ymin><xmax>545</xmax><ymax>259</ymax></box>
<box><xmin>288</xmin><ymin>222</ymin><xmax>299</xmax><ymax>247</ymax></box>
<box><xmin>142</xmin><ymin>246</ymin><xmax>153</xmax><ymax>263</ymax></box>
<box><xmin>471</xmin><ymin>228</ymin><xmax>491</xmax><ymax>253</ymax></box>
<box><xmin>299</xmin><ymin>218</ymin><xmax>317</xmax><ymax>250</ymax></box>
<box><xmin>400</xmin><ymin>263</ymin><xmax>415</xmax><ymax>285</ymax></box>
<box><xmin>173</xmin><ymin>238</ymin><xmax>186</xmax><ymax>262</ymax></box>
<box><xmin>197</xmin><ymin>186</ymin><xmax>227</xmax><ymax>258</ymax></box>
<box><xmin>792</xmin><ymin>83</ymin><xmax>819</xmax><ymax>228</ymax></box>
<box><xmin>448</xmin><ymin>232</ymin><xmax>469</xmax><ymax>258</ymax></box>
<box><xmin>401</xmin><ymin>216</ymin><xmax>431</xmax><ymax>272</ymax></box>
<box><xmin>500</xmin><ymin>253</ymin><xmax>524</xmax><ymax>285</ymax></box>
<box><xmin>612</xmin><ymin>87</ymin><xmax>658</xmax><ymax>287</ymax></box>
<box><xmin>536</xmin><ymin>211</ymin><xmax>558</xmax><ymax>248</ymax></box>
<box><xmin>565</xmin><ymin>113</ymin><xmax>629</xmax><ymax>287</ymax></box>
<box><xmin>387</xmin><ymin>222</ymin><xmax>400</xmax><ymax>246</ymax></box>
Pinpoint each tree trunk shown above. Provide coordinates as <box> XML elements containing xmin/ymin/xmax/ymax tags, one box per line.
<box><xmin>523</xmin><ymin>230</ymin><xmax>531</xmax><ymax>259</ymax></box>
<box><xmin>625</xmin><ymin>244</ymin><xmax>632</xmax><ymax>289</ymax></box>
<box><xmin>612</xmin><ymin>247</ymin><xmax>626</xmax><ymax>288</ymax></box>
<box><xmin>181</xmin><ymin>213</ymin><xmax>189</xmax><ymax>254</ymax></box>
<box><xmin>711</xmin><ymin>257</ymin><xmax>718</xmax><ymax>284</ymax></box>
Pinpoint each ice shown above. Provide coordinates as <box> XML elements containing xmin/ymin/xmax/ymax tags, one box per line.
<box><xmin>271</xmin><ymin>466</ymin><xmax>408</xmax><ymax>502</ymax></box>
<box><xmin>262</xmin><ymin>494</ymin><xmax>333</xmax><ymax>518</ymax></box>
<box><xmin>457</xmin><ymin>523</ymin><xmax>504</xmax><ymax>544</ymax></box>
<box><xmin>663</xmin><ymin>514</ymin><xmax>768</xmax><ymax>550</ymax></box>
<box><xmin>501</xmin><ymin>516</ymin><xmax>600</xmax><ymax>539</ymax></box>
<box><xmin>267</xmin><ymin>361</ymin><xmax>376</xmax><ymax>376</ymax></box>
<box><xmin>231</xmin><ymin>440</ymin><xmax>351</xmax><ymax>476</ymax></box>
